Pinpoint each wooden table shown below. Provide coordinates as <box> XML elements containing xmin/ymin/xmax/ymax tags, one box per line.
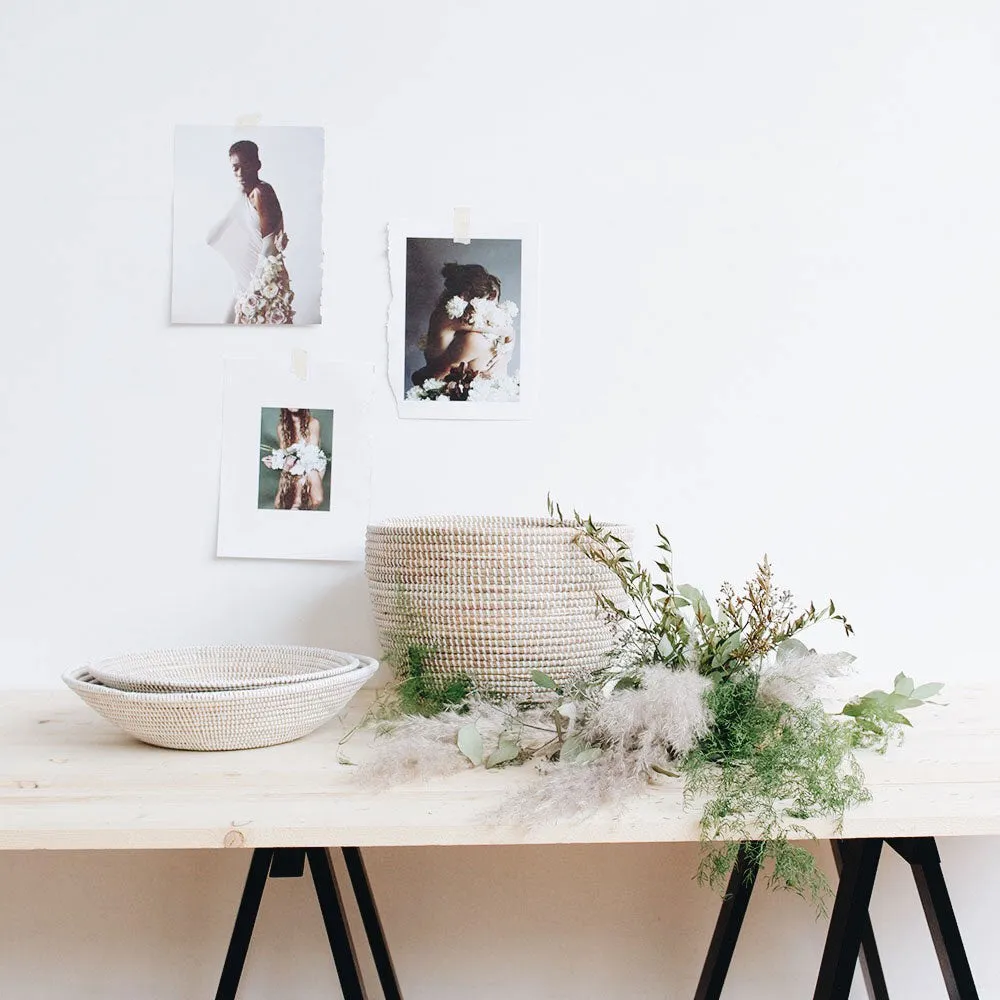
<box><xmin>2</xmin><ymin>686</ymin><xmax>997</xmax><ymax>999</ymax></box>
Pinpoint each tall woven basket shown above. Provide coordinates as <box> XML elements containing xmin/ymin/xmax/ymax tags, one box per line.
<box><xmin>365</xmin><ymin>516</ymin><xmax>632</xmax><ymax>699</ymax></box>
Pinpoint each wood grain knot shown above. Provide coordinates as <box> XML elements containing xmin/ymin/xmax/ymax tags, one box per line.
<box><xmin>223</xmin><ymin>829</ymin><xmax>246</xmax><ymax>848</ymax></box>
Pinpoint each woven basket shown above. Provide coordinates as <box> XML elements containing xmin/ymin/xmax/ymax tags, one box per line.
<box><xmin>62</xmin><ymin>654</ymin><xmax>378</xmax><ymax>751</ymax></box>
<box><xmin>365</xmin><ymin>516</ymin><xmax>631</xmax><ymax>698</ymax></box>
<box><xmin>86</xmin><ymin>644</ymin><xmax>361</xmax><ymax>694</ymax></box>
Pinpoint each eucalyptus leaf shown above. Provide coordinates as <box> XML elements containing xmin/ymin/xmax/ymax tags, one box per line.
<box><xmin>712</xmin><ymin>630</ymin><xmax>744</xmax><ymax>668</ymax></box>
<box><xmin>531</xmin><ymin>669</ymin><xmax>558</xmax><ymax>690</ymax></box>
<box><xmin>860</xmin><ymin>689</ymin><xmax>889</xmax><ymax>703</ymax></box>
<box><xmin>457</xmin><ymin>724</ymin><xmax>484</xmax><ymax>766</ymax></box>
<box><xmin>560</xmin><ymin>735</ymin><xmax>587</xmax><ymax>762</ymax></box>
<box><xmin>893</xmin><ymin>673</ymin><xmax>914</xmax><ymax>697</ymax></box>
<box><xmin>677</xmin><ymin>584</ymin><xmax>707</xmax><ymax>609</ymax></box>
<box><xmin>776</xmin><ymin>637</ymin><xmax>810</xmax><ymax>661</ymax></box>
<box><xmin>882</xmin><ymin>691</ymin><xmax>910</xmax><ymax>709</ymax></box>
<box><xmin>486</xmin><ymin>739</ymin><xmax>521</xmax><ymax>768</ymax></box>
<box><xmin>575</xmin><ymin>748</ymin><xmax>603</xmax><ymax>765</ymax></box>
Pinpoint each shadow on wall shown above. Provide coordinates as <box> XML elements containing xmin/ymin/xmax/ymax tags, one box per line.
<box><xmin>298</xmin><ymin>564</ymin><xmax>384</xmax><ymax>678</ymax></box>
<box><xmin>133</xmin><ymin>563</ymin><xmax>383</xmax><ymax>675</ymax></box>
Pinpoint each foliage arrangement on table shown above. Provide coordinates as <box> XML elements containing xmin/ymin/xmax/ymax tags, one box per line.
<box><xmin>359</xmin><ymin>500</ymin><xmax>942</xmax><ymax>910</ymax></box>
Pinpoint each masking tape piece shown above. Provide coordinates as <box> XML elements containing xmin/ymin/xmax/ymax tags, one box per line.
<box><xmin>235</xmin><ymin>112</ymin><xmax>263</xmax><ymax>127</ymax></box>
<box><xmin>453</xmin><ymin>206</ymin><xmax>471</xmax><ymax>244</ymax></box>
<box><xmin>291</xmin><ymin>348</ymin><xmax>308</xmax><ymax>381</ymax></box>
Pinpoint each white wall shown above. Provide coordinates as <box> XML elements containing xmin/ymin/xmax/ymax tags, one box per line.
<box><xmin>1</xmin><ymin>1</ymin><xmax>998</xmax><ymax>997</ymax></box>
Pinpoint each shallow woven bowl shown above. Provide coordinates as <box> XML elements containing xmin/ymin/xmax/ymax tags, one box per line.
<box><xmin>86</xmin><ymin>644</ymin><xmax>361</xmax><ymax>694</ymax></box>
<box><xmin>62</xmin><ymin>655</ymin><xmax>378</xmax><ymax>751</ymax></box>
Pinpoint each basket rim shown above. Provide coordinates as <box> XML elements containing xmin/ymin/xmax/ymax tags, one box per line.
<box><xmin>86</xmin><ymin>644</ymin><xmax>363</xmax><ymax>692</ymax></box>
<box><xmin>367</xmin><ymin>517</ymin><xmax>632</xmax><ymax>532</ymax></box>
<box><xmin>63</xmin><ymin>655</ymin><xmax>378</xmax><ymax>704</ymax></box>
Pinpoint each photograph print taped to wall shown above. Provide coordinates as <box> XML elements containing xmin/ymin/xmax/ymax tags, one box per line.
<box><xmin>172</xmin><ymin>126</ymin><xmax>324</xmax><ymax>326</ymax></box>
<box><xmin>218</xmin><ymin>359</ymin><xmax>373</xmax><ymax>562</ymax></box>
<box><xmin>387</xmin><ymin>220</ymin><xmax>538</xmax><ymax>420</ymax></box>
<box><xmin>258</xmin><ymin>407</ymin><xmax>333</xmax><ymax>512</ymax></box>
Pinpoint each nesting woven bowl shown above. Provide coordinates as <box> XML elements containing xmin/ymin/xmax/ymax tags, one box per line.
<box><xmin>366</xmin><ymin>516</ymin><xmax>631</xmax><ymax>698</ymax></box>
<box><xmin>62</xmin><ymin>645</ymin><xmax>378</xmax><ymax>751</ymax></box>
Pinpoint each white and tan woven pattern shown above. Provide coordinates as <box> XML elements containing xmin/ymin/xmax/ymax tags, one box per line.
<box><xmin>365</xmin><ymin>516</ymin><xmax>631</xmax><ymax>698</ymax></box>
<box><xmin>62</xmin><ymin>654</ymin><xmax>378</xmax><ymax>751</ymax></box>
<box><xmin>86</xmin><ymin>644</ymin><xmax>361</xmax><ymax>694</ymax></box>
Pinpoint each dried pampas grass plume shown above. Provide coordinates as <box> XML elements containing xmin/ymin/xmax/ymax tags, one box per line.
<box><xmin>757</xmin><ymin>650</ymin><xmax>855</xmax><ymax>709</ymax></box>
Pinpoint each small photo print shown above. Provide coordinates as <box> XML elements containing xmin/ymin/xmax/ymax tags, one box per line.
<box><xmin>405</xmin><ymin>238</ymin><xmax>521</xmax><ymax>402</ymax></box>
<box><xmin>218</xmin><ymin>359</ymin><xmax>374</xmax><ymax>562</ymax></box>
<box><xmin>387</xmin><ymin>221</ymin><xmax>538</xmax><ymax>420</ymax></box>
<box><xmin>258</xmin><ymin>407</ymin><xmax>333</xmax><ymax>512</ymax></box>
<box><xmin>172</xmin><ymin>125</ymin><xmax>324</xmax><ymax>326</ymax></box>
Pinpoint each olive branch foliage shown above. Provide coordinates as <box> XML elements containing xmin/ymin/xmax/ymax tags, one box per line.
<box><xmin>369</xmin><ymin>498</ymin><xmax>941</xmax><ymax>911</ymax></box>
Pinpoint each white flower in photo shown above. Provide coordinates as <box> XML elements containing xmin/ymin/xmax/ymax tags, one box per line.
<box><xmin>467</xmin><ymin>297</ymin><xmax>517</xmax><ymax>332</ymax></box>
<box><xmin>468</xmin><ymin>371</ymin><xmax>520</xmax><ymax>402</ymax></box>
<box><xmin>445</xmin><ymin>295</ymin><xmax>469</xmax><ymax>319</ymax></box>
<box><xmin>468</xmin><ymin>297</ymin><xmax>492</xmax><ymax>329</ymax></box>
<box><xmin>274</xmin><ymin>441</ymin><xmax>328</xmax><ymax>477</ymax></box>
<box><xmin>262</xmin><ymin>282</ymin><xmax>279</xmax><ymax>300</ymax></box>
<box><xmin>407</xmin><ymin>377</ymin><xmax>448</xmax><ymax>401</ymax></box>
<box><xmin>262</xmin><ymin>448</ymin><xmax>286</xmax><ymax>470</ymax></box>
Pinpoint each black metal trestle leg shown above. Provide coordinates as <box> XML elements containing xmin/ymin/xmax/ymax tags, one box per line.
<box><xmin>695</xmin><ymin>840</ymin><xmax>895</xmax><ymax>1000</ymax></box>
<box><xmin>886</xmin><ymin>838</ymin><xmax>979</xmax><ymax>1000</ymax></box>
<box><xmin>814</xmin><ymin>839</ymin><xmax>884</xmax><ymax>1000</ymax></box>
<box><xmin>215</xmin><ymin>848</ymin><xmax>274</xmax><ymax>1000</ymax></box>
<box><xmin>343</xmin><ymin>846</ymin><xmax>403</xmax><ymax>1000</ymax></box>
<box><xmin>814</xmin><ymin>837</ymin><xmax>979</xmax><ymax>1000</ymax></box>
<box><xmin>215</xmin><ymin>847</ymin><xmax>369</xmax><ymax>1000</ymax></box>
<box><xmin>693</xmin><ymin>842</ymin><xmax>763</xmax><ymax>1000</ymax></box>
<box><xmin>306</xmin><ymin>848</ymin><xmax>366</xmax><ymax>999</ymax></box>
<box><xmin>831</xmin><ymin>841</ymin><xmax>890</xmax><ymax>1000</ymax></box>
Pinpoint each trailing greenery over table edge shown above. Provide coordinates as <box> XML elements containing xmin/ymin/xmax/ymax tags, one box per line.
<box><xmin>355</xmin><ymin>500</ymin><xmax>942</xmax><ymax>911</ymax></box>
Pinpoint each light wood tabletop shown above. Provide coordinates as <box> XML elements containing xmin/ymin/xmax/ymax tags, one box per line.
<box><xmin>1</xmin><ymin>686</ymin><xmax>998</xmax><ymax>851</ymax></box>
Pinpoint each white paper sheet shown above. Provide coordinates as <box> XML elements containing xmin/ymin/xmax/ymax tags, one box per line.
<box><xmin>217</xmin><ymin>358</ymin><xmax>373</xmax><ymax>561</ymax></box>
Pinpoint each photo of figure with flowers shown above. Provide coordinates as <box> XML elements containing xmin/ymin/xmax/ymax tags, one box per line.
<box><xmin>172</xmin><ymin>126</ymin><xmax>324</xmax><ymax>326</ymax></box>
<box><xmin>404</xmin><ymin>238</ymin><xmax>522</xmax><ymax>404</ymax></box>
<box><xmin>258</xmin><ymin>407</ymin><xmax>333</xmax><ymax>511</ymax></box>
